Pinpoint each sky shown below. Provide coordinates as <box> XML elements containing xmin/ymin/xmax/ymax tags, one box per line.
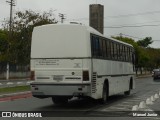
<box><xmin>0</xmin><ymin>0</ymin><xmax>160</xmax><ymax>48</ymax></box>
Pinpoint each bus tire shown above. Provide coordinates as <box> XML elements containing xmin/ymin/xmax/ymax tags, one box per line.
<box><xmin>124</xmin><ymin>80</ymin><xmax>132</xmax><ymax>96</ymax></box>
<box><xmin>52</xmin><ymin>97</ymin><xmax>68</xmax><ymax>105</ymax></box>
<box><xmin>99</xmin><ymin>82</ymin><xmax>108</xmax><ymax>104</ymax></box>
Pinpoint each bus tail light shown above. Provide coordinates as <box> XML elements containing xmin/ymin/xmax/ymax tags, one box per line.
<box><xmin>30</xmin><ymin>71</ymin><xmax>35</xmax><ymax>80</ymax></box>
<box><xmin>83</xmin><ymin>70</ymin><xmax>89</xmax><ymax>81</ymax></box>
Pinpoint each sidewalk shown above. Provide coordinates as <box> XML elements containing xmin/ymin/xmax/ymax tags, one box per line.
<box><xmin>0</xmin><ymin>78</ymin><xmax>30</xmax><ymax>82</ymax></box>
<box><xmin>136</xmin><ymin>74</ymin><xmax>152</xmax><ymax>79</ymax></box>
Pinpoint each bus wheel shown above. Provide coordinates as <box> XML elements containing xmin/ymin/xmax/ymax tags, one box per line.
<box><xmin>124</xmin><ymin>81</ymin><xmax>131</xmax><ymax>96</ymax></box>
<box><xmin>52</xmin><ymin>97</ymin><xmax>68</xmax><ymax>105</ymax></box>
<box><xmin>99</xmin><ymin>83</ymin><xmax>108</xmax><ymax>104</ymax></box>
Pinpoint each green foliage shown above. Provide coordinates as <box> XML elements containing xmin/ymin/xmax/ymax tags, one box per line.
<box><xmin>2</xmin><ymin>10</ymin><xmax>57</xmax><ymax>64</ymax></box>
<box><xmin>0</xmin><ymin>29</ymin><xmax>8</xmax><ymax>62</ymax></box>
<box><xmin>112</xmin><ymin>36</ymin><xmax>139</xmax><ymax>65</ymax></box>
<box><xmin>146</xmin><ymin>48</ymin><xmax>160</xmax><ymax>68</ymax></box>
<box><xmin>137</xmin><ymin>37</ymin><xmax>153</xmax><ymax>48</ymax></box>
<box><xmin>112</xmin><ymin>35</ymin><xmax>160</xmax><ymax>72</ymax></box>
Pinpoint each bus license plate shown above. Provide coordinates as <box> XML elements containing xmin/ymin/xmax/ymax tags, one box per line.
<box><xmin>53</xmin><ymin>75</ymin><xmax>63</xmax><ymax>81</ymax></box>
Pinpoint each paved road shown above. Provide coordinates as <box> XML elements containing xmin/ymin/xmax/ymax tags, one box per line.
<box><xmin>0</xmin><ymin>77</ymin><xmax>160</xmax><ymax>119</ymax></box>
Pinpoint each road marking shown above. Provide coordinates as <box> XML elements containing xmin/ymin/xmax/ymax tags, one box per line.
<box><xmin>26</xmin><ymin>81</ymin><xmax>33</xmax><ymax>85</ymax></box>
<box><xmin>126</xmin><ymin>99</ymin><xmax>142</xmax><ymax>102</ymax></box>
<box><xmin>6</xmin><ymin>82</ymin><xmax>13</xmax><ymax>85</ymax></box>
<box><xmin>122</xmin><ymin>101</ymin><xmax>135</xmax><ymax>104</ymax></box>
<box><xmin>115</xmin><ymin>104</ymin><xmax>132</xmax><ymax>107</ymax></box>
<box><xmin>102</xmin><ymin>108</ymin><xmax>130</xmax><ymax>112</ymax></box>
<box><xmin>17</xmin><ymin>82</ymin><xmax>23</xmax><ymax>85</ymax></box>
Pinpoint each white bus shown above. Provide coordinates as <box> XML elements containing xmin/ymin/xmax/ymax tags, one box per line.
<box><xmin>30</xmin><ymin>24</ymin><xmax>135</xmax><ymax>104</ymax></box>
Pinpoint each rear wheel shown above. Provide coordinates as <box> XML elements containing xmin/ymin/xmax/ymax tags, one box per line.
<box><xmin>99</xmin><ymin>83</ymin><xmax>108</xmax><ymax>104</ymax></box>
<box><xmin>124</xmin><ymin>81</ymin><xmax>131</xmax><ymax>96</ymax></box>
<box><xmin>52</xmin><ymin>97</ymin><xmax>68</xmax><ymax>105</ymax></box>
<box><xmin>124</xmin><ymin>88</ymin><xmax>130</xmax><ymax>96</ymax></box>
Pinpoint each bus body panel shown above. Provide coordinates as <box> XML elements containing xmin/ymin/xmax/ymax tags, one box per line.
<box><xmin>31</xmin><ymin>83</ymin><xmax>91</xmax><ymax>97</ymax></box>
<box><xmin>91</xmin><ymin>59</ymin><xmax>135</xmax><ymax>99</ymax></box>
<box><xmin>31</xmin><ymin>24</ymin><xmax>91</xmax><ymax>59</ymax></box>
<box><xmin>30</xmin><ymin>24</ymin><xmax>135</xmax><ymax>101</ymax></box>
<box><xmin>31</xmin><ymin>58</ymin><xmax>92</xmax><ymax>98</ymax></box>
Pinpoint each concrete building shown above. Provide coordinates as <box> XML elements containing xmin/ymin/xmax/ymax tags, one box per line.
<box><xmin>89</xmin><ymin>4</ymin><xmax>104</xmax><ymax>34</ymax></box>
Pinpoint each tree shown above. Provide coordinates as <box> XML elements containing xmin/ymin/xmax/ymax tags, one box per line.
<box><xmin>112</xmin><ymin>36</ymin><xmax>151</xmax><ymax>74</ymax></box>
<box><xmin>3</xmin><ymin>10</ymin><xmax>57</xmax><ymax>64</ymax></box>
<box><xmin>137</xmin><ymin>37</ymin><xmax>153</xmax><ymax>48</ymax></box>
<box><xmin>0</xmin><ymin>29</ymin><xmax>8</xmax><ymax>62</ymax></box>
<box><xmin>147</xmin><ymin>48</ymin><xmax>160</xmax><ymax>69</ymax></box>
<box><xmin>112</xmin><ymin>36</ymin><xmax>139</xmax><ymax>65</ymax></box>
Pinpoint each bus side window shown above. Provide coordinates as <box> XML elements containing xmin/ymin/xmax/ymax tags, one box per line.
<box><xmin>132</xmin><ymin>52</ymin><xmax>136</xmax><ymax>71</ymax></box>
<box><xmin>124</xmin><ymin>46</ymin><xmax>127</xmax><ymax>61</ymax></box>
<box><xmin>91</xmin><ymin>35</ymin><xmax>99</xmax><ymax>58</ymax></box>
<box><xmin>91</xmin><ymin>35</ymin><xmax>95</xmax><ymax>57</ymax></box>
<box><xmin>102</xmin><ymin>39</ymin><xmax>107</xmax><ymax>59</ymax></box>
<box><xmin>95</xmin><ymin>37</ymin><xmax>100</xmax><ymax>57</ymax></box>
<box><xmin>119</xmin><ymin>44</ymin><xmax>122</xmax><ymax>61</ymax></box>
<box><xmin>122</xmin><ymin>45</ymin><xmax>125</xmax><ymax>61</ymax></box>
<box><xmin>114</xmin><ymin>43</ymin><xmax>117</xmax><ymax>60</ymax></box>
<box><xmin>130</xmin><ymin>48</ymin><xmax>132</xmax><ymax>62</ymax></box>
<box><xmin>117</xmin><ymin>44</ymin><xmax>120</xmax><ymax>60</ymax></box>
<box><xmin>110</xmin><ymin>42</ymin><xmax>114</xmax><ymax>60</ymax></box>
<box><xmin>107</xmin><ymin>40</ymin><xmax>111</xmax><ymax>59</ymax></box>
<box><xmin>99</xmin><ymin>38</ymin><xmax>103</xmax><ymax>58</ymax></box>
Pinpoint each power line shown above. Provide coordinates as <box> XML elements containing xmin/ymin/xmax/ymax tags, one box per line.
<box><xmin>105</xmin><ymin>10</ymin><xmax>160</xmax><ymax>19</ymax></box>
<box><xmin>107</xmin><ymin>20</ymin><xmax>160</xmax><ymax>28</ymax></box>
<box><xmin>66</xmin><ymin>9</ymin><xmax>160</xmax><ymax>23</ymax></box>
<box><xmin>104</xmin><ymin>24</ymin><xmax>160</xmax><ymax>28</ymax></box>
<box><xmin>120</xmin><ymin>34</ymin><xmax>143</xmax><ymax>40</ymax></box>
<box><xmin>66</xmin><ymin>10</ymin><xmax>160</xmax><ymax>22</ymax></box>
<box><xmin>112</xmin><ymin>33</ymin><xmax>160</xmax><ymax>42</ymax></box>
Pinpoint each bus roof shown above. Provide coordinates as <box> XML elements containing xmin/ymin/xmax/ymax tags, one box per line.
<box><xmin>34</xmin><ymin>23</ymin><xmax>133</xmax><ymax>48</ymax></box>
<box><xmin>31</xmin><ymin>24</ymin><xmax>134</xmax><ymax>58</ymax></box>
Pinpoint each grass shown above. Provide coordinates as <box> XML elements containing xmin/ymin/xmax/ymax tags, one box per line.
<box><xmin>0</xmin><ymin>86</ymin><xmax>31</xmax><ymax>95</ymax></box>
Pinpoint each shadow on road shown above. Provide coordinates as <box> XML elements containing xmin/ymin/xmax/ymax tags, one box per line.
<box><xmin>37</xmin><ymin>93</ymin><xmax>135</xmax><ymax>112</ymax></box>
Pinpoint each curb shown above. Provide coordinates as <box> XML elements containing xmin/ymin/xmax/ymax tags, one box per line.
<box><xmin>0</xmin><ymin>78</ymin><xmax>30</xmax><ymax>82</ymax></box>
<box><xmin>136</xmin><ymin>75</ymin><xmax>152</xmax><ymax>79</ymax></box>
<box><xmin>0</xmin><ymin>91</ymin><xmax>32</xmax><ymax>102</ymax></box>
<box><xmin>132</xmin><ymin>91</ymin><xmax>160</xmax><ymax>111</ymax></box>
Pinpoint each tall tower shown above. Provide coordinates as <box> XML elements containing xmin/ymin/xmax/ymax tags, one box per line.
<box><xmin>89</xmin><ymin>4</ymin><xmax>104</xmax><ymax>34</ymax></box>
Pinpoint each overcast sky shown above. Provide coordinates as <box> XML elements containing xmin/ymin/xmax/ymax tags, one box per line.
<box><xmin>0</xmin><ymin>0</ymin><xmax>160</xmax><ymax>48</ymax></box>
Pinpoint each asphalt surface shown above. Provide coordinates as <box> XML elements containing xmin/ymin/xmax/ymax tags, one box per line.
<box><xmin>0</xmin><ymin>76</ymin><xmax>160</xmax><ymax>120</ymax></box>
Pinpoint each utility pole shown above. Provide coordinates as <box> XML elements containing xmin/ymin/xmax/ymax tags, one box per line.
<box><xmin>120</xmin><ymin>33</ymin><xmax>123</xmax><ymax>39</ymax></box>
<box><xmin>59</xmin><ymin>13</ymin><xmax>66</xmax><ymax>23</ymax></box>
<box><xmin>6</xmin><ymin>0</ymin><xmax>15</xmax><ymax>80</ymax></box>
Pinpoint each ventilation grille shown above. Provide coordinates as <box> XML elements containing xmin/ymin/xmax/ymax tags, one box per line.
<box><xmin>91</xmin><ymin>72</ymin><xmax>97</xmax><ymax>93</ymax></box>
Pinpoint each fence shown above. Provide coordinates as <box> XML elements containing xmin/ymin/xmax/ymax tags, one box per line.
<box><xmin>0</xmin><ymin>63</ymin><xmax>30</xmax><ymax>80</ymax></box>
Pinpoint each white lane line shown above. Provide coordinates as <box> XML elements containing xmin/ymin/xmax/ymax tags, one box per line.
<box><xmin>128</xmin><ymin>99</ymin><xmax>142</xmax><ymax>101</ymax></box>
<box><xmin>6</xmin><ymin>82</ymin><xmax>13</xmax><ymax>85</ymax></box>
<box><xmin>26</xmin><ymin>81</ymin><xmax>33</xmax><ymax>85</ymax></box>
<box><xmin>17</xmin><ymin>82</ymin><xmax>23</xmax><ymax>85</ymax></box>
<box><xmin>106</xmin><ymin>106</ymin><xmax>130</xmax><ymax>110</ymax></box>
<box><xmin>115</xmin><ymin>104</ymin><xmax>132</xmax><ymax>107</ymax></box>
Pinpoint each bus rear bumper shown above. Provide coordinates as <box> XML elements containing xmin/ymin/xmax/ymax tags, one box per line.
<box><xmin>30</xmin><ymin>82</ymin><xmax>91</xmax><ymax>98</ymax></box>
